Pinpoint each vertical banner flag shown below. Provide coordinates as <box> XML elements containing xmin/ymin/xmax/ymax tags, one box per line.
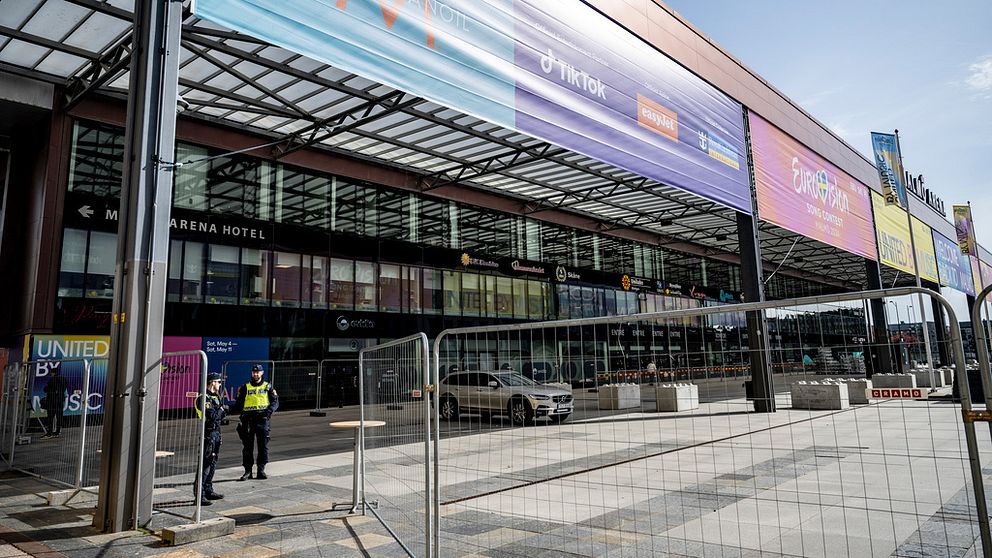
<box><xmin>749</xmin><ymin>111</ymin><xmax>876</xmax><ymax>259</ymax></box>
<box><xmin>871</xmin><ymin>191</ymin><xmax>915</xmax><ymax>274</ymax></box>
<box><xmin>972</xmin><ymin>256</ymin><xmax>984</xmax><ymax>296</ymax></box>
<box><xmin>954</xmin><ymin>204</ymin><xmax>977</xmax><ymax>257</ymax></box>
<box><xmin>933</xmin><ymin>231</ymin><xmax>976</xmax><ymax>295</ymax></box>
<box><xmin>870</xmin><ymin>132</ymin><xmax>908</xmax><ymax>208</ymax></box>
<box><xmin>910</xmin><ymin>217</ymin><xmax>939</xmax><ymax>283</ymax></box>
<box><xmin>192</xmin><ymin>0</ymin><xmax>753</xmax><ymax>213</ymax></box>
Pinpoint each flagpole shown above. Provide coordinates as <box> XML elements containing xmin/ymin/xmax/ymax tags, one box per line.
<box><xmin>895</xmin><ymin>130</ymin><xmax>937</xmax><ymax>390</ymax></box>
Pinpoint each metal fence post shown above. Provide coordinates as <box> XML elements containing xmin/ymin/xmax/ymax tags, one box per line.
<box><xmin>74</xmin><ymin>359</ymin><xmax>92</xmax><ymax>491</ymax></box>
<box><xmin>193</xmin><ymin>351</ymin><xmax>207</xmax><ymax>524</ymax></box>
<box><xmin>311</xmin><ymin>361</ymin><xmax>326</xmax><ymax>417</ymax></box>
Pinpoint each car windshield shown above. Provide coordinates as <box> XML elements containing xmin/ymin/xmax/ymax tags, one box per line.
<box><xmin>493</xmin><ymin>373</ymin><xmax>537</xmax><ymax>386</ymax></box>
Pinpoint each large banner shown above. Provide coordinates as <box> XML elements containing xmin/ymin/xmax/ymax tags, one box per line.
<box><xmin>871</xmin><ymin>191</ymin><xmax>914</xmax><ymax>274</ymax></box>
<box><xmin>933</xmin><ymin>231</ymin><xmax>975</xmax><ymax>295</ymax></box>
<box><xmin>202</xmin><ymin>337</ymin><xmax>270</xmax><ymax>403</ymax></box>
<box><xmin>982</xmin><ymin>261</ymin><xmax>992</xmax><ymax>293</ymax></box>
<box><xmin>160</xmin><ymin>336</ymin><xmax>204</xmax><ymax>411</ymax></box>
<box><xmin>870</xmin><ymin>132</ymin><xmax>908</xmax><ymax>208</ymax></box>
<box><xmin>749</xmin><ymin>112</ymin><xmax>876</xmax><ymax>259</ymax></box>
<box><xmin>955</xmin><ymin>205</ymin><xmax>977</xmax><ymax>257</ymax></box>
<box><xmin>28</xmin><ymin>335</ymin><xmax>109</xmax><ymax>416</ymax></box>
<box><xmin>192</xmin><ymin>0</ymin><xmax>753</xmax><ymax>213</ymax></box>
<box><xmin>911</xmin><ymin>217</ymin><xmax>939</xmax><ymax>284</ymax></box>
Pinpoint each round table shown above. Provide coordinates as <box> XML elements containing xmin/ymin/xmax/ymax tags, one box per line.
<box><xmin>330</xmin><ymin>420</ymin><xmax>386</xmax><ymax>513</ymax></box>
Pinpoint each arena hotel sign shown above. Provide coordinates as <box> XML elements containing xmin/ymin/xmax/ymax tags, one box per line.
<box><xmin>73</xmin><ymin>198</ymin><xmax>268</xmax><ymax>240</ymax></box>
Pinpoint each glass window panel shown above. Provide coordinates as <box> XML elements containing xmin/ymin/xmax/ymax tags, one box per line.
<box><xmin>168</xmin><ymin>240</ymin><xmax>182</xmax><ymax>302</ymax></box>
<box><xmin>443</xmin><ymin>270</ymin><xmax>461</xmax><ymax>316</ymax></box>
<box><xmin>206</xmin><ymin>244</ymin><xmax>239</xmax><ymax>304</ymax></box>
<box><xmin>406</xmin><ymin>267</ymin><xmax>422</xmax><ymax>314</ymax></box>
<box><xmin>240</xmin><ymin>248</ymin><xmax>269</xmax><ymax>305</ymax></box>
<box><xmin>328</xmin><ymin>258</ymin><xmax>355</xmax><ymax>310</ymax></box>
<box><xmin>377</xmin><ymin>190</ymin><xmax>406</xmax><ymax>240</ymax></box>
<box><xmin>556</xmin><ymin>284</ymin><xmax>569</xmax><ymax>319</ymax></box>
<box><xmin>182</xmin><ymin>242</ymin><xmax>205</xmax><ymax>303</ymax></box>
<box><xmin>306</xmin><ymin>256</ymin><xmax>328</xmax><ymax>309</ymax></box>
<box><xmin>173</xmin><ymin>143</ymin><xmax>209</xmax><ymax>210</ymax></box>
<box><xmin>58</xmin><ymin>229</ymin><xmax>87</xmax><ymax>298</ymax></box>
<box><xmin>379</xmin><ymin>263</ymin><xmax>402</xmax><ymax>313</ymax></box>
<box><xmin>277</xmin><ymin>168</ymin><xmax>330</xmax><ymax>229</ymax></box>
<box><xmin>271</xmin><ymin>251</ymin><xmax>302</xmax><ymax>307</ymax></box>
<box><xmin>580</xmin><ymin>287</ymin><xmax>595</xmax><ymax>318</ymax></box>
<box><xmin>496</xmin><ymin>276</ymin><xmax>513</xmax><ymax>318</ymax></box>
<box><xmin>419</xmin><ymin>198</ymin><xmax>448</xmax><ymax>247</ymax></box>
<box><xmin>542</xmin><ymin>283</ymin><xmax>553</xmax><ymax>320</ymax></box>
<box><xmin>461</xmin><ymin>273</ymin><xmax>481</xmax><ymax>317</ymax></box>
<box><xmin>512</xmin><ymin>278</ymin><xmax>527</xmax><ymax>318</ymax></box>
<box><xmin>423</xmin><ymin>268</ymin><xmax>442</xmax><ymax>315</ymax></box>
<box><xmin>84</xmin><ymin>231</ymin><xmax>117</xmax><ymax>299</ymax></box>
<box><xmin>527</xmin><ymin>281</ymin><xmax>543</xmax><ymax>320</ymax></box>
<box><xmin>484</xmin><ymin>275</ymin><xmax>497</xmax><ymax>317</ymax></box>
<box><xmin>204</xmin><ymin>155</ymin><xmax>272</xmax><ymax>220</ymax></box>
<box><xmin>355</xmin><ymin>261</ymin><xmax>376</xmax><ymax>311</ymax></box>
<box><xmin>68</xmin><ymin>122</ymin><xmax>124</xmax><ymax>198</ymax></box>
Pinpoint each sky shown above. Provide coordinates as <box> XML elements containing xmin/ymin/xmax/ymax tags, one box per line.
<box><xmin>663</xmin><ymin>0</ymin><xmax>992</xmax><ymax>248</ymax></box>
<box><xmin>661</xmin><ymin>0</ymin><xmax>992</xmax><ymax>323</ymax></box>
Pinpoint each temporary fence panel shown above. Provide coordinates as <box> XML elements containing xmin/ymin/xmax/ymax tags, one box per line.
<box><xmin>151</xmin><ymin>350</ymin><xmax>209</xmax><ymax>523</ymax></box>
<box><xmin>270</xmin><ymin>359</ymin><xmax>320</xmax><ymax>409</ymax></box>
<box><xmin>1</xmin><ymin>359</ymin><xmax>100</xmax><ymax>496</ymax></box>
<box><xmin>0</xmin><ymin>363</ymin><xmax>21</xmax><ymax>465</ymax></box>
<box><xmin>319</xmin><ymin>358</ymin><xmax>360</xmax><ymax>410</ymax></box>
<box><xmin>359</xmin><ymin>333</ymin><xmax>432</xmax><ymax>557</ymax></box>
<box><xmin>428</xmin><ymin>287</ymin><xmax>991</xmax><ymax>558</ymax></box>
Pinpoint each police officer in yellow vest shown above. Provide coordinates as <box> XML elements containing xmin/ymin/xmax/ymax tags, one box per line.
<box><xmin>195</xmin><ymin>373</ymin><xmax>227</xmax><ymax>504</ymax></box>
<box><xmin>233</xmin><ymin>364</ymin><xmax>279</xmax><ymax>480</ymax></box>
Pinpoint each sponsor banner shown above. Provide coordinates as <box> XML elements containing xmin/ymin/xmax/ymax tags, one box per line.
<box><xmin>972</xmin><ymin>256</ymin><xmax>983</xmax><ymax>296</ymax></box>
<box><xmin>749</xmin><ymin>112</ymin><xmax>876</xmax><ymax>260</ymax></box>
<box><xmin>871</xmin><ymin>191</ymin><xmax>915</xmax><ymax>274</ymax></box>
<box><xmin>28</xmin><ymin>335</ymin><xmax>109</xmax><ymax>416</ymax></box>
<box><xmin>867</xmin><ymin>387</ymin><xmax>927</xmax><ymax>400</ymax></box>
<box><xmin>193</xmin><ymin>0</ymin><xmax>752</xmax><ymax>213</ymax></box>
<box><xmin>870</xmin><ymin>132</ymin><xmax>908</xmax><ymax>208</ymax></box>
<box><xmin>910</xmin><ymin>218</ymin><xmax>939</xmax><ymax>284</ymax></box>
<box><xmin>954</xmin><ymin>205</ymin><xmax>977</xmax><ymax>257</ymax></box>
<box><xmin>933</xmin><ymin>231</ymin><xmax>976</xmax><ymax>295</ymax></box>
<box><xmin>161</xmin><ymin>336</ymin><xmax>204</xmax><ymax>411</ymax></box>
<box><xmin>202</xmin><ymin>337</ymin><xmax>270</xmax><ymax>403</ymax></box>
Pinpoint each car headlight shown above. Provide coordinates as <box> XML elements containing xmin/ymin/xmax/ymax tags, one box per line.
<box><xmin>529</xmin><ymin>394</ymin><xmax>550</xmax><ymax>400</ymax></box>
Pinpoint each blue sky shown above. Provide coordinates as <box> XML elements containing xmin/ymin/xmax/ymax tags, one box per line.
<box><xmin>664</xmin><ymin>0</ymin><xmax>992</xmax><ymax>249</ymax></box>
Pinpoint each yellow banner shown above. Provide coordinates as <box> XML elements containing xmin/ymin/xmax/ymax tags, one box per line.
<box><xmin>911</xmin><ymin>217</ymin><xmax>940</xmax><ymax>283</ymax></box>
<box><xmin>872</xmin><ymin>191</ymin><xmax>915</xmax><ymax>275</ymax></box>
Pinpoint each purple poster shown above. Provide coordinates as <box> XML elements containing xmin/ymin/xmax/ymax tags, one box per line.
<box><xmin>160</xmin><ymin>336</ymin><xmax>204</xmax><ymax>411</ymax></box>
<box><xmin>194</xmin><ymin>0</ymin><xmax>752</xmax><ymax>213</ymax></box>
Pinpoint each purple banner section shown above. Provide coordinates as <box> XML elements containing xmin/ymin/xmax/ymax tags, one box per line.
<box><xmin>933</xmin><ymin>231</ymin><xmax>975</xmax><ymax>296</ymax></box>
<box><xmin>512</xmin><ymin>0</ymin><xmax>751</xmax><ymax>212</ymax></box>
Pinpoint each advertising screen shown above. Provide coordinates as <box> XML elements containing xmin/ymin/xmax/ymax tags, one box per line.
<box><xmin>192</xmin><ymin>0</ymin><xmax>752</xmax><ymax>213</ymax></box>
<box><xmin>871</xmin><ymin>191</ymin><xmax>915</xmax><ymax>275</ymax></box>
<box><xmin>749</xmin><ymin>112</ymin><xmax>876</xmax><ymax>260</ymax></box>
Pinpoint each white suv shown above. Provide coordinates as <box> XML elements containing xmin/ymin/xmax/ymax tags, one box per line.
<box><xmin>438</xmin><ymin>371</ymin><xmax>573</xmax><ymax>425</ymax></box>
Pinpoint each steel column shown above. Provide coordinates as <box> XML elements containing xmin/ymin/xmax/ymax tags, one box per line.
<box><xmin>865</xmin><ymin>258</ymin><xmax>895</xmax><ymax>376</ymax></box>
<box><xmin>737</xmin><ymin>211</ymin><xmax>775</xmax><ymax>412</ymax></box>
<box><xmin>93</xmin><ymin>0</ymin><xmax>181</xmax><ymax>532</ymax></box>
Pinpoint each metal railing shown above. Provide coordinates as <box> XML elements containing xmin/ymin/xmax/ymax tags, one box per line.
<box><xmin>426</xmin><ymin>287</ymin><xmax>991</xmax><ymax>558</ymax></box>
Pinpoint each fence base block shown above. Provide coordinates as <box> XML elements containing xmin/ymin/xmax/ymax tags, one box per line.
<box><xmin>46</xmin><ymin>488</ymin><xmax>98</xmax><ymax>506</ymax></box>
<box><xmin>161</xmin><ymin>517</ymin><xmax>235</xmax><ymax>546</ymax></box>
<box><xmin>309</xmin><ymin>411</ymin><xmax>327</xmax><ymax>417</ymax></box>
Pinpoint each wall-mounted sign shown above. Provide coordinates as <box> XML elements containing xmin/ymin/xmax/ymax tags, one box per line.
<box><xmin>193</xmin><ymin>0</ymin><xmax>753</xmax><ymax>213</ymax></box>
<box><xmin>905</xmin><ymin>173</ymin><xmax>945</xmax><ymax>217</ymax></box>
<box><xmin>749</xmin><ymin>112</ymin><xmax>877</xmax><ymax>260</ymax></box>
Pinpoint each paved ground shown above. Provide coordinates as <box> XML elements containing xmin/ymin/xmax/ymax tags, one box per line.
<box><xmin>0</xmin><ymin>378</ymin><xmax>990</xmax><ymax>557</ymax></box>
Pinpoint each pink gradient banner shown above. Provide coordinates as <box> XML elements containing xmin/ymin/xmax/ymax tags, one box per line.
<box><xmin>160</xmin><ymin>336</ymin><xmax>203</xmax><ymax>411</ymax></box>
<box><xmin>749</xmin><ymin>112</ymin><xmax>877</xmax><ymax>260</ymax></box>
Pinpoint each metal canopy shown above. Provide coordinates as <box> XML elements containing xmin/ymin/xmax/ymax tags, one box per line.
<box><xmin>0</xmin><ymin>0</ymin><xmax>869</xmax><ymax>291</ymax></box>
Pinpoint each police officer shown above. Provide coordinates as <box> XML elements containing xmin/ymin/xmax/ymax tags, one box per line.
<box><xmin>234</xmin><ymin>364</ymin><xmax>279</xmax><ymax>480</ymax></box>
<box><xmin>196</xmin><ymin>373</ymin><xmax>227</xmax><ymax>505</ymax></box>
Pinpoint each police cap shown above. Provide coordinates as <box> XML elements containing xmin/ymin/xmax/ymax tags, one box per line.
<box><xmin>207</xmin><ymin>373</ymin><xmax>222</xmax><ymax>382</ymax></box>
<box><xmin>251</xmin><ymin>364</ymin><xmax>264</xmax><ymax>372</ymax></box>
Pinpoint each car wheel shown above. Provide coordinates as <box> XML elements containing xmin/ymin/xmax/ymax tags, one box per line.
<box><xmin>508</xmin><ymin>398</ymin><xmax>533</xmax><ymax>426</ymax></box>
<box><xmin>439</xmin><ymin>396</ymin><xmax>459</xmax><ymax>421</ymax></box>
<box><xmin>549</xmin><ymin>413</ymin><xmax>570</xmax><ymax>424</ymax></box>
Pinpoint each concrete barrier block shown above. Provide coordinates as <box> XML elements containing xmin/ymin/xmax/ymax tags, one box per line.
<box><xmin>46</xmin><ymin>488</ymin><xmax>98</xmax><ymax>506</ymax></box>
<box><xmin>161</xmin><ymin>517</ymin><xmax>235</xmax><ymax>546</ymax></box>
<box><xmin>842</xmin><ymin>379</ymin><xmax>871</xmax><ymax>404</ymax></box>
<box><xmin>871</xmin><ymin>374</ymin><xmax>916</xmax><ymax>389</ymax></box>
<box><xmin>790</xmin><ymin>381</ymin><xmax>849</xmax><ymax>410</ymax></box>
<box><xmin>942</xmin><ymin>368</ymin><xmax>954</xmax><ymax>386</ymax></box>
<box><xmin>913</xmin><ymin>369</ymin><xmax>943</xmax><ymax>388</ymax></box>
<box><xmin>598</xmin><ymin>384</ymin><xmax>641</xmax><ymax>410</ymax></box>
<box><xmin>655</xmin><ymin>383</ymin><xmax>699</xmax><ymax>412</ymax></box>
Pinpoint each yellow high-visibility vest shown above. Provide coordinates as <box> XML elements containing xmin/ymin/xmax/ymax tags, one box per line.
<box><xmin>243</xmin><ymin>381</ymin><xmax>271</xmax><ymax>412</ymax></box>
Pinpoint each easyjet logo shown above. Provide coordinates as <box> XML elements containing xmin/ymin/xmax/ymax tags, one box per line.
<box><xmin>336</xmin><ymin>0</ymin><xmax>470</xmax><ymax>49</ymax></box>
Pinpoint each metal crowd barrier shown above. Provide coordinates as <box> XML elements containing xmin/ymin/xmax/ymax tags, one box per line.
<box><xmin>151</xmin><ymin>350</ymin><xmax>209</xmax><ymax>523</ymax></box>
<box><xmin>417</xmin><ymin>287</ymin><xmax>991</xmax><ymax>558</ymax></box>
<box><xmin>271</xmin><ymin>359</ymin><xmax>320</xmax><ymax>409</ymax></box>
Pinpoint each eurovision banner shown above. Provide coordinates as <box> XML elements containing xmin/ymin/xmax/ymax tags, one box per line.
<box><xmin>910</xmin><ymin>217</ymin><xmax>939</xmax><ymax>283</ymax></box>
<box><xmin>933</xmin><ymin>231</ymin><xmax>975</xmax><ymax>295</ymax></box>
<box><xmin>28</xmin><ymin>335</ymin><xmax>109</xmax><ymax>416</ymax></box>
<box><xmin>160</xmin><ymin>336</ymin><xmax>204</xmax><ymax>411</ymax></box>
<box><xmin>870</xmin><ymin>132</ymin><xmax>908</xmax><ymax>208</ymax></box>
<box><xmin>871</xmin><ymin>191</ymin><xmax>914</xmax><ymax>274</ymax></box>
<box><xmin>202</xmin><ymin>337</ymin><xmax>270</xmax><ymax>403</ymax></box>
<box><xmin>192</xmin><ymin>0</ymin><xmax>752</xmax><ymax>213</ymax></box>
<box><xmin>954</xmin><ymin>205</ymin><xmax>977</xmax><ymax>257</ymax></box>
<box><xmin>749</xmin><ymin>111</ymin><xmax>876</xmax><ymax>260</ymax></box>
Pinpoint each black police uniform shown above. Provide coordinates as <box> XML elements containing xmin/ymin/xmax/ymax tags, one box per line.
<box><xmin>195</xmin><ymin>375</ymin><xmax>226</xmax><ymax>503</ymax></box>
<box><xmin>234</xmin><ymin>370</ymin><xmax>279</xmax><ymax>480</ymax></box>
